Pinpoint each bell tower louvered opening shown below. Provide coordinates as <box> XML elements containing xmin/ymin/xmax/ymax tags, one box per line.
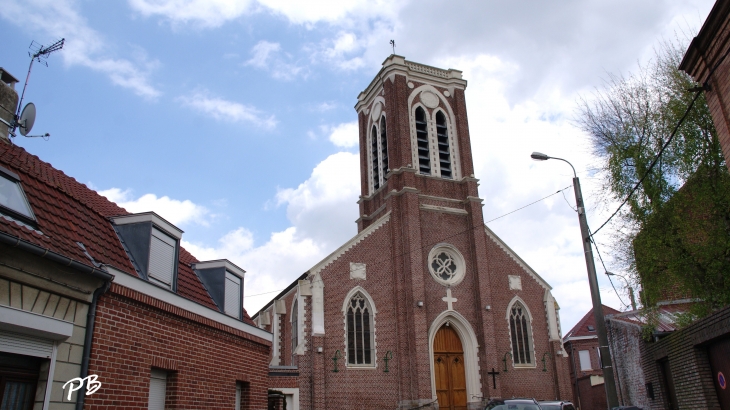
<box><xmin>380</xmin><ymin>116</ymin><xmax>388</xmax><ymax>182</ymax></box>
<box><xmin>371</xmin><ymin>125</ymin><xmax>380</xmax><ymax>190</ymax></box>
<box><xmin>436</xmin><ymin>111</ymin><xmax>451</xmax><ymax>178</ymax></box>
<box><xmin>415</xmin><ymin>107</ymin><xmax>431</xmax><ymax>175</ymax></box>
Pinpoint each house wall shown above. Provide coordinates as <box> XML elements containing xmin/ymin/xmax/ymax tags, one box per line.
<box><xmin>605</xmin><ymin>319</ymin><xmax>649</xmax><ymax>409</ymax></box>
<box><xmin>565</xmin><ymin>337</ymin><xmax>606</xmax><ymax>410</ymax></box>
<box><xmin>85</xmin><ymin>283</ymin><xmax>271</xmax><ymax>409</ymax></box>
<box><xmin>0</xmin><ymin>243</ymin><xmax>102</xmax><ymax>410</ymax></box>
<box><xmin>639</xmin><ymin>305</ymin><xmax>730</xmax><ymax>409</ymax></box>
<box><xmin>681</xmin><ymin>0</ymin><xmax>730</xmax><ymax>171</ymax></box>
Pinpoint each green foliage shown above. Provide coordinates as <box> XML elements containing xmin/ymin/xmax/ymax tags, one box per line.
<box><xmin>577</xmin><ymin>38</ymin><xmax>730</xmax><ymax>319</ymax></box>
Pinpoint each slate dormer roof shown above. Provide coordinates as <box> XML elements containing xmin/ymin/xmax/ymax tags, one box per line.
<box><xmin>0</xmin><ymin>141</ymin><xmax>253</xmax><ymax>323</ymax></box>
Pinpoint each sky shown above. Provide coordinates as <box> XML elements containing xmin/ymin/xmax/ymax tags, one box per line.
<box><xmin>0</xmin><ymin>0</ymin><xmax>716</xmax><ymax>332</ymax></box>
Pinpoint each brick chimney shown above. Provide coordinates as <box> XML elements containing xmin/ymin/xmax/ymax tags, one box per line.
<box><xmin>0</xmin><ymin>68</ymin><xmax>19</xmax><ymax>141</ymax></box>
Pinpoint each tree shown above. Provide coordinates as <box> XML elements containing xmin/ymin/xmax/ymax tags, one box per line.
<box><xmin>576</xmin><ymin>39</ymin><xmax>730</xmax><ymax>320</ymax></box>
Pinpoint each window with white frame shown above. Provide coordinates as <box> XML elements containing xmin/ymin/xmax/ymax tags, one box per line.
<box><xmin>435</xmin><ymin>111</ymin><xmax>451</xmax><ymax>178</ymax></box>
<box><xmin>371</xmin><ymin>125</ymin><xmax>380</xmax><ymax>190</ymax></box>
<box><xmin>579</xmin><ymin>350</ymin><xmax>592</xmax><ymax>371</ymax></box>
<box><xmin>0</xmin><ymin>166</ymin><xmax>36</xmax><ymax>225</ymax></box>
<box><xmin>380</xmin><ymin>116</ymin><xmax>388</xmax><ymax>182</ymax></box>
<box><xmin>346</xmin><ymin>292</ymin><xmax>374</xmax><ymax>366</ymax></box>
<box><xmin>148</xmin><ymin>368</ymin><xmax>167</xmax><ymax>410</ymax></box>
<box><xmin>509</xmin><ymin>301</ymin><xmax>533</xmax><ymax>365</ymax></box>
<box><xmin>291</xmin><ymin>298</ymin><xmax>298</xmax><ymax>366</ymax></box>
<box><xmin>414</xmin><ymin>107</ymin><xmax>430</xmax><ymax>175</ymax></box>
<box><xmin>224</xmin><ymin>271</ymin><xmax>242</xmax><ymax>318</ymax></box>
<box><xmin>148</xmin><ymin>228</ymin><xmax>176</xmax><ymax>289</ymax></box>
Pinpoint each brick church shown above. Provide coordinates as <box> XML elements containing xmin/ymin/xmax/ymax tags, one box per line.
<box><xmin>253</xmin><ymin>55</ymin><xmax>573</xmax><ymax>410</ymax></box>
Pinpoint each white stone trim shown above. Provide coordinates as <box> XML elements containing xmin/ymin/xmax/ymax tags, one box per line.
<box><xmin>111</xmin><ymin>212</ymin><xmax>183</xmax><ymax>239</ymax></box>
<box><xmin>428</xmin><ymin>311</ymin><xmax>481</xmax><ymax>405</ymax></box>
<box><xmin>311</xmin><ymin>272</ymin><xmax>325</xmax><ymax>336</ymax></box>
<box><xmin>342</xmin><ymin>286</ymin><xmax>377</xmax><ymax>369</ymax></box>
<box><xmin>419</xmin><ymin>204</ymin><xmax>468</xmax><ymax>215</ymax></box>
<box><xmin>506</xmin><ymin>296</ymin><xmax>537</xmax><ymax>368</ymax></box>
<box><xmin>427</xmin><ymin>243</ymin><xmax>466</xmax><ymax>287</ymax></box>
<box><xmin>485</xmin><ymin>226</ymin><xmax>551</xmax><ymax>290</ymax></box>
<box><xmin>310</xmin><ymin>212</ymin><xmax>390</xmax><ymax>277</ymax></box>
<box><xmin>544</xmin><ymin>290</ymin><xmax>561</xmax><ymax>341</ymax></box>
<box><xmin>0</xmin><ymin>305</ymin><xmax>73</xmax><ymax>340</ymax></box>
<box><xmin>193</xmin><ymin>259</ymin><xmax>246</xmax><ymax>278</ymax></box>
<box><xmin>270</xmin><ymin>310</ymin><xmax>281</xmax><ymax>366</ymax></box>
<box><xmin>407</xmin><ymin>84</ymin><xmax>461</xmax><ymax>179</ymax></box>
<box><xmin>106</xmin><ymin>266</ymin><xmax>272</xmax><ymax>342</ymax></box>
<box><xmin>278</xmin><ymin>388</ymin><xmax>300</xmax><ymax>410</ymax></box>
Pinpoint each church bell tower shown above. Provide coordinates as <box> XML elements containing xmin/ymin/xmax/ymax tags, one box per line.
<box><xmin>354</xmin><ymin>55</ymin><xmax>481</xmax><ymax>231</ymax></box>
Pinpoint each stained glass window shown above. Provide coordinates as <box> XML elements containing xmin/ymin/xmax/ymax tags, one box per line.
<box><xmin>347</xmin><ymin>293</ymin><xmax>373</xmax><ymax>365</ymax></box>
<box><xmin>509</xmin><ymin>302</ymin><xmax>532</xmax><ymax>365</ymax></box>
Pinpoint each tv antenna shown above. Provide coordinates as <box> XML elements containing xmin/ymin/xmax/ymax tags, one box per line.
<box><xmin>6</xmin><ymin>38</ymin><xmax>64</xmax><ymax>139</ymax></box>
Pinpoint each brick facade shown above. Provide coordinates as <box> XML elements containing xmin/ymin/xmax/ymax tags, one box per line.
<box><xmin>638</xmin><ymin>305</ymin><xmax>730</xmax><ymax>409</ymax></box>
<box><xmin>680</xmin><ymin>0</ymin><xmax>730</xmax><ymax>171</ymax></box>
<box><xmin>85</xmin><ymin>283</ymin><xmax>271</xmax><ymax>409</ymax></box>
<box><xmin>255</xmin><ymin>56</ymin><xmax>572</xmax><ymax>409</ymax></box>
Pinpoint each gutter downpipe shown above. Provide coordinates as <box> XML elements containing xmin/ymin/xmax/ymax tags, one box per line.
<box><xmin>0</xmin><ymin>232</ymin><xmax>115</xmax><ymax>409</ymax></box>
<box><xmin>75</xmin><ymin>277</ymin><xmax>111</xmax><ymax>410</ymax></box>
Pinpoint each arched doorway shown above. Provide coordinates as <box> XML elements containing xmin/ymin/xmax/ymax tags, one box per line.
<box><xmin>433</xmin><ymin>324</ymin><xmax>467</xmax><ymax>410</ymax></box>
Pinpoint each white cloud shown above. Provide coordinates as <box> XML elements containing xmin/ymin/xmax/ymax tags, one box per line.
<box><xmin>98</xmin><ymin>188</ymin><xmax>211</xmax><ymax>226</ymax></box>
<box><xmin>127</xmin><ymin>0</ymin><xmax>254</xmax><ymax>27</ymax></box>
<box><xmin>244</xmin><ymin>40</ymin><xmax>305</xmax><ymax>81</ymax></box>
<box><xmin>182</xmin><ymin>151</ymin><xmax>360</xmax><ymax>313</ymax></box>
<box><xmin>327</xmin><ymin>122</ymin><xmax>358</xmax><ymax>148</ymax></box>
<box><xmin>0</xmin><ymin>0</ymin><xmax>160</xmax><ymax>98</ymax></box>
<box><xmin>178</xmin><ymin>91</ymin><xmax>277</xmax><ymax>129</ymax></box>
<box><xmin>245</xmin><ymin>41</ymin><xmax>281</xmax><ymax>68</ymax></box>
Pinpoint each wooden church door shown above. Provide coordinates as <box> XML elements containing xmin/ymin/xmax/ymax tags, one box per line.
<box><xmin>434</xmin><ymin>325</ymin><xmax>467</xmax><ymax>410</ymax></box>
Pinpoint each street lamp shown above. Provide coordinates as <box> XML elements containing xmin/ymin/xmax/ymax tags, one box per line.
<box><xmin>530</xmin><ymin>152</ymin><xmax>620</xmax><ymax>409</ymax></box>
<box><xmin>606</xmin><ymin>271</ymin><xmax>637</xmax><ymax>311</ymax></box>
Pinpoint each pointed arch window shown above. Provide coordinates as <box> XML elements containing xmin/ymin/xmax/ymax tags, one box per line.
<box><xmin>435</xmin><ymin>111</ymin><xmax>451</xmax><ymax>178</ymax></box>
<box><xmin>291</xmin><ymin>298</ymin><xmax>298</xmax><ymax>366</ymax></box>
<box><xmin>371</xmin><ymin>125</ymin><xmax>380</xmax><ymax>190</ymax></box>
<box><xmin>380</xmin><ymin>116</ymin><xmax>388</xmax><ymax>182</ymax></box>
<box><xmin>347</xmin><ymin>292</ymin><xmax>374</xmax><ymax>366</ymax></box>
<box><xmin>509</xmin><ymin>302</ymin><xmax>533</xmax><ymax>365</ymax></box>
<box><xmin>415</xmin><ymin>107</ymin><xmax>431</xmax><ymax>175</ymax></box>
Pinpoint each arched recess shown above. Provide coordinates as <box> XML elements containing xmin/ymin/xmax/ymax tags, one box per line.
<box><xmin>407</xmin><ymin>84</ymin><xmax>461</xmax><ymax>179</ymax></box>
<box><xmin>367</xmin><ymin>96</ymin><xmax>386</xmax><ymax>194</ymax></box>
<box><xmin>341</xmin><ymin>286</ymin><xmax>378</xmax><ymax>368</ymax></box>
<box><xmin>431</xmin><ymin>108</ymin><xmax>454</xmax><ymax>178</ymax></box>
<box><xmin>505</xmin><ymin>295</ymin><xmax>536</xmax><ymax>368</ymax></box>
<box><xmin>428</xmin><ymin>311</ymin><xmax>481</xmax><ymax>404</ymax></box>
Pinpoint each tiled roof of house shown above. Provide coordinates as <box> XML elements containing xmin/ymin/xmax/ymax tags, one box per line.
<box><xmin>564</xmin><ymin>305</ymin><xmax>622</xmax><ymax>340</ymax></box>
<box><xmin>0</xmin><ymin>141</ymin><xmax>254</xmax><ymax>323</ymax></box>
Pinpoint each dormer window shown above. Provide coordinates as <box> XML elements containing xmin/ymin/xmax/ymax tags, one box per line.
<box><xmin>149</xmin><ymin>227</ymin><xmax>176</xmax><ymax>288</ymax></box>
<box><xmin>193</xmin><ymin>260</ymin><xmax>245</xmax><ymax>320</ymax></box>
<box><xmin>0</xmin><ymin>165</ymin><xmax>36</xmax><ymax>225</ymax></box>
<box><xmin>224</xmin><ymin>271</ymin><xmax>242</xmax><ymax>317</ymax></box>
<box><xmin>111</xmin><ymin>212</ymin><xmax>183</xmax><ymax>291</ymax></box>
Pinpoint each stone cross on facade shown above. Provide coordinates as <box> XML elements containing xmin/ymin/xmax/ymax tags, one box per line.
<box><xmin>442</xmin><ymin>288</ymin><xmax>457</xmax><ymax>311</ymax></box>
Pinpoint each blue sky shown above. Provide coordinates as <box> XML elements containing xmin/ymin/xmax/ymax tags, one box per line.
<box><xmin>0</xmin><ymin>0</ymin><xmax>715</xmax><ymax>331</ymax></box>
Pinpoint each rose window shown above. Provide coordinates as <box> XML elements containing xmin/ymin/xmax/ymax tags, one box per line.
<box><xmin>427</xmin><ymin>244</ymin><xmax>465</xmax><ymax>286</ymax></box>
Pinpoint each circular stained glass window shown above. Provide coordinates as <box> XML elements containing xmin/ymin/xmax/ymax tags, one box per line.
<box><xmin>427</xmin><ymin>244</ymin><xmax>465</xmax><ymax>286</ymax></box>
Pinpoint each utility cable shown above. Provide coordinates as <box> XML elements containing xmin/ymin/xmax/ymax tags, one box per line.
<box><xmin>592</xmin><ymin>43</ymin><xmax>730</xmax><ymax>236</ymax></box>
<box><xmin>589</xmin><ymin>229</ymin><xmax>630</xmax><ymax>309</ymax></box>
<box><xmin>246</xmin><ymin>185</ymin><xmax>572</xmax><ymax>298</ymax></box>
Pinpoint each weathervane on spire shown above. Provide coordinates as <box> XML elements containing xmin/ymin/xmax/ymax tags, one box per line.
<box><xmin>390</xmin><ymin>40</ymin><xmax>395</xmax><ymax>55</ymax></box>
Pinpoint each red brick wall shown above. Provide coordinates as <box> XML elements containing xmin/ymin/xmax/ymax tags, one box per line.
<box><xmin>86</xmin><ymin>283</ymin><xmax>271</xmax><ymax>409</ymax></box>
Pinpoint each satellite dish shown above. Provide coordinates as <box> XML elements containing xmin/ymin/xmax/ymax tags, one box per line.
<box><xmin>18</xmin><ymin>103</ymin><xmax>36</xmax><ymax>136</ymax></box>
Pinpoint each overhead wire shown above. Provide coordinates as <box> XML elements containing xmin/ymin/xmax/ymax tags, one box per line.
<box><xmin>246</xmin><ymin>185</ymin><xmax>573</xmax><ymax>298</ymax></box>
<box><xmin>592</xmin><ymin>42</ymin><xmax>730</xmax><ymax>237</ymax></box>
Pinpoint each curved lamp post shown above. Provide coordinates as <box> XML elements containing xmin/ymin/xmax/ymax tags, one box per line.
<box><xmin>530</xmin><ymin>152</ymin><xmax>619</xmax><ymax>409</ymax></box>
<box><xmin>606</xmin><ymin>271</ymin><xmax>637</xmax><ymax>311</ymax></box>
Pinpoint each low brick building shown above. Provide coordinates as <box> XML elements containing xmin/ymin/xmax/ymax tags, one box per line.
<box><xmin>0</xmin><ymin>104</ymin><xmax>272</xmax><ymax>408</ymax></box>
<box><xmin>563</xmin><ymin>306</ymin><xmax>620</xmax><ymax>410</ymax></box>
<box><xmin>253</xmin><ymin>55</ymin><xmax>573</xmax><ymax>410</ymax></box>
